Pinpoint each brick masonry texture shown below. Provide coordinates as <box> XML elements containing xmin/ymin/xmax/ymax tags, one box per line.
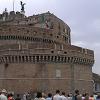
<box><xmin>0</xmin><ymin>11</ymin><xmax>94</xmax><ymax>94</ymax></box>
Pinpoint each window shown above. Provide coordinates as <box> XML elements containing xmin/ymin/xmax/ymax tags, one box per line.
<box><xmin>50</xmin><ymin>22</ymin><xmax>54</xmax><ymax>29</ymax></box>
<box><xmin>36</xmin><ymin>56</ymin><xmax>39</xmax><ymax>62</ymax></box>
<box><xmin>32</xmin><ymin>56</ymin><xmax>35</xmax><ymax>62</ymax></box>
<box><xmin>57</xmin><ymin>36</ymin><xmax>59</xmax><ymax>38</ymax></box>
<box><xmin>68</xmin><ymin>57</ymin><xmax>70</xmax><ymax>62</ymax></box>
<box><xmin>64</xmin><ymin>52</ymin><xmax>67</xmax><ymax>54</ymax></box>
<box><xmin>50</xmin><ymin>34</ymin><xmax>53</xmax><ymax>36</ymax></box>
<box><xmin>95</xmin><ymin>83</ymin><xmax>100</xmax><ymax>91</ymax></box>
<box><xmin>44</xmin><ymin>56</ymin><xmax>46</xmax><ymax>61</ymax></box>
<box><xmin>48</xmin><ymin>56</ymin><xmax>50</xmax><ymax>61</ymax></box>
<box><xmin>64</xmin><ymin>36</ymin><xmax>68</xmax><ymax>42</ymax></box>
<box><xmin>51</xmin><ymin>56</ymin><xmax>53</xmax><ymax>61</ymax></box>
<box><xmin>56</xmin><ymin>69</ymin><xmax>61</xmax><ymax>78</ymax></box>
<box><xmin>51</xmin><ymin>51</ymin><xmax>54</xmax><ymax>53</ymax></box>
<box><xmin>19</xmin><ymin>56</ymin><xmax>21</xmax><ymax>62</ymax></box>
<box><xmin>22</xmin><ymin>56</ymin><xmax>24</xmax><ymax>62</ymax></box>
<box><xmin>64</xmin><ymin>57</ymin><xmax>67</xmax><ymax>62</ymax></box>
<box><xmin>55</xmin><ymin>56</ymin><xmax>57</xmax><ymax>61</ymax></box>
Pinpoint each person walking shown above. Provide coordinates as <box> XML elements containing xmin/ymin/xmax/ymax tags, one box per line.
<box><xmin>15</xmin><ymin>94</ymin><xmax>21</xmax><ymax>100</ymax></box>
<box><xmin>46</xmin><ymin>93</ymin><xmax>52</xmax><ymax>100</ymax></box>
<box><xmin>60</xmin><ymin>92</ymin><xmax>68</xmax><ymax>100</ymax></box>
<box><xmin>0</xmin><ymin>89</ymin><xmax>7</xmax><ymax>100</ymax></box>
<box><xmin>53</xmin><ymin>90</ymin><xmax>62</xmax><ymax>100</ymax></box>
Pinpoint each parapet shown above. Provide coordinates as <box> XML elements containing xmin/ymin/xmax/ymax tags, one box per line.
<box><xmin>0</xmin><ymin>11</ymin><xmax>25</xmax><ymax>22</ymax></box>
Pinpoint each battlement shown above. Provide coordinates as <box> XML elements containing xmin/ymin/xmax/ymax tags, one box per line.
<box><xmin>0</xmin><ymin>11</ymin><xmax>25</xmax><ymax>22</ymax></box>
<box><xmin>0</xmin><ymin>11</ymin><xmax>71</xmax><ymax>45</ymax></box>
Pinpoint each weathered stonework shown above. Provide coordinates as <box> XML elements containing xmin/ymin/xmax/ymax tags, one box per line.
<box><xmin>0</xmin><ymin>11</ymin><xmax>94</xmax><ymax>94</ymax></box>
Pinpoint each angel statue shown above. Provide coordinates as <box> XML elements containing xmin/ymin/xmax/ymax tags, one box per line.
<box><xmin>20</xmin><ymin>1</ymin><xmax>26</xmax><ymax>12</ymax></box>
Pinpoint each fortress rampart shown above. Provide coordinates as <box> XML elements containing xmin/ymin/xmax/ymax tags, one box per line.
<box><xmin>0</xmin><ymin>11</ymin><xmax>94</xmax><ymax>94</ymax></box>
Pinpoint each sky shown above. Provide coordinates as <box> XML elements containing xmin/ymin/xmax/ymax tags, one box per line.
<box><xmin>0</xmin><ymin>0</ymin><xmax>100</xmax><ymax>74</ymax></box>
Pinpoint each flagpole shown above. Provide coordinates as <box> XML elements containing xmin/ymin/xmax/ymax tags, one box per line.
<box><xmin>13</xmin><ymin>0</ymin><xmax>15</xmax><ymax>11</ymax></box>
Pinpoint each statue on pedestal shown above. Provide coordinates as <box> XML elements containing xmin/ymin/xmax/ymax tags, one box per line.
<box><xmin>20</xmin><ymin>1</ymin><xmax>26</xmax><ymax>12</ymax></box>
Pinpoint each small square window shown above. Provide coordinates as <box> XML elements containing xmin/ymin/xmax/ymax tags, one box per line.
<box><xmin>56</xmin><ymin>69</ymin><xmax>61</xmax><ymax>78</ymax></box>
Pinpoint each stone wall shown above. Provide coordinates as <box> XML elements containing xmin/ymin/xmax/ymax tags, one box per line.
<box><xmin>0</xmin><ymin>12</ymin><xmax>94</xmax><ymax>94</ymax></box>
<box><xmin>0</xmin><ymin>63</ymin><xmax>93</xmax><ymax>94</ymax></box>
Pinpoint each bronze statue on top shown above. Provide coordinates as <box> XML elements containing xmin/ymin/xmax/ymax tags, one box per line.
<box><xmin>20</xmin><ymin>1</ymin><xmax>26</xmax><ymax>12</ymax></box>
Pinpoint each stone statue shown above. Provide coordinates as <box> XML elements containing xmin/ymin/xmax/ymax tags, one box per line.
<box><xmin>4</xmin><ymin>8</ymin><xmax>7</xmax><ymax>12</ymax></box>
<box><xmin>20</xmin><ymin>1</ymin><xmax>26</xmax><ymax>12</ymax></box>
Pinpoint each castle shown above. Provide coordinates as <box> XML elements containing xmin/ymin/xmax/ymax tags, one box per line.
<box><xmin>0</xmin><ymin>9</ymin><xmax>94</xmax><ymax>94</ymax></box>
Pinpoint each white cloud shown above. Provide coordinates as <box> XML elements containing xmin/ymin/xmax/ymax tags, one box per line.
<box><xmin>91</xmin><ymin>19</ymin><xmax>100</xmax><ymax>32</ymax></box>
